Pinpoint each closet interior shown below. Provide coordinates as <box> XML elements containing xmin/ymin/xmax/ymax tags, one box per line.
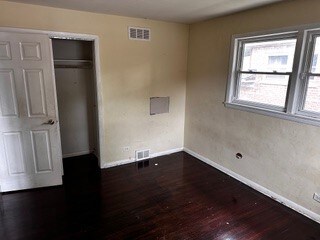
<box><xmin>52</xmin><ymin>39</ymin><xmax>98</xmax><ymax>159</ymax></box>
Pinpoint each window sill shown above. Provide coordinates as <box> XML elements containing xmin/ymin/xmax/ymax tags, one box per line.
<box><xmin>224</xmin><ymin>101</ymin><xmax>320</xmax><ymax>127</ymax></box>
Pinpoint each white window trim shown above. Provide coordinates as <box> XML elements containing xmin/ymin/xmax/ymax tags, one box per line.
<box><xmin>225</xmin><ymin>23</ymin><xmax>320</xmax><ymax>127</ymax></box>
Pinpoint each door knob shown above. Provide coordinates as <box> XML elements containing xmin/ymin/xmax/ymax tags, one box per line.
<box><xmin>43</xmin><ymin>119</ymin><xmax>55</xmax><ymax>125</ymax></box>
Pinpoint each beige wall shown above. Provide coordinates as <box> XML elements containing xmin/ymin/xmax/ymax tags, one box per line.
<box><xmin>186</xmin><ymin>0</ymin><xmax>320</xmax><ymax>215</ymax></box>
<box><xmin>0</xmin><ymin>1</ymin><xmax>189</xmax><ymax>164</ymax></box>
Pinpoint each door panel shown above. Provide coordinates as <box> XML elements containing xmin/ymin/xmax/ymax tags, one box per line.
<box><xmin>0</xmin><ymin>69</ymin><xmax>18</xmax><ymax>117</ymax></box>
<box><xmin>0</xmin><ymin>31</ymin><xmax>62</xmax><ymax>192</ymax></box>
<box><xmin>3</xmin><ymin>131</ymin><xmax>26</xmax><ymax>175</ymax></box>
<box><xmin>20</xmin><ymin>42</ymin><xmax>42</xmax><ymax>61</ymax></box>
<box><xmin>23</xmin><ymin>69</ymin><xmax>47</xmax><ymax>117</ymax></box>
<box><xmin>0</xmin><ymin>41</ymin><xmax>11</xmax><ymax>60</ymax></box>
<box><xmin>31</xmin><ymin>130</ymin><xmax>53</xmax><ymax>173</ymax></box>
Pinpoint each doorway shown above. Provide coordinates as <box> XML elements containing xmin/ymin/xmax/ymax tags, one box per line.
<box><xmin>0</xmin><ymin>28</ymin><xmax>104</xmax><ymax>192</ymax></box>
<box><xmin>52</xmin><ymin>39</ymin><xmax>99</xmax><ymax>161</ymax></box>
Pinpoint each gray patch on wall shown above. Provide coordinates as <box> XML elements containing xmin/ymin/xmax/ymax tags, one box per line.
<box><xmin>150</xmin><ymin>97</ymin><xmax>170</xmax><ymax>115</ymax></box>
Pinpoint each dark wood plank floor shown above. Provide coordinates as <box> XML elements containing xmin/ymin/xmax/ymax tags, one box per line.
<box><xmin>0</xmin><ymin>152</ymin><xmax>319</xmax><ymax>239</ymax></box>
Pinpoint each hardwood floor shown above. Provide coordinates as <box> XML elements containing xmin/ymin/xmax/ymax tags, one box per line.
<box><xmin>0</xmin><ymin>152</ymin><xmax>319</xmax><ymax>239</ymax></box>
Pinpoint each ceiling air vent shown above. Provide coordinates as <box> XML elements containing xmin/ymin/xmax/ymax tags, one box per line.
<box><xmin>129</xmin><ymin>27</ymin><xmax>151</xmax><ymax>41</ymax></box>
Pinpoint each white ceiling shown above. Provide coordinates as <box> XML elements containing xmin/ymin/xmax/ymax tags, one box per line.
<box><xmin>6</xmin><ymin>0</ymin><xmax>283</xmax><ymax>24</ymax></box>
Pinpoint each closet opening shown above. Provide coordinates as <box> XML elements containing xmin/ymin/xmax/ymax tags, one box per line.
<box><xmin>52</xmin><ymin>39</ymin><xmax>99</xmax><ymax>168</ymax></box>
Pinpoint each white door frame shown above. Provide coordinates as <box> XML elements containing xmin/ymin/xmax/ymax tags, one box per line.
<box><xmin>0</xmin><ymin>27</ymin><xmax>106</xmax><ymax>169</ymax></box>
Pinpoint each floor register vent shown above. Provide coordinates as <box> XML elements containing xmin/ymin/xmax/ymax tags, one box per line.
<box><xmin>135</xmin><ymin>149</ymin><xmax>150</xmax><ymax>160</ymax></box>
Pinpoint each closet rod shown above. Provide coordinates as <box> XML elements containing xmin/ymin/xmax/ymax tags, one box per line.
<box><xmin>54</xmin><ymin>59</ymin><xmax>93</xmax><ymax>69</ymax></box>
<box><xmin>54</xmin><ymin>65</ymin><xmax>92</xmax><ymax>69</ymax></box>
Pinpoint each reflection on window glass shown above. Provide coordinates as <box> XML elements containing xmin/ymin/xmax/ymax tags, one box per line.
<box><xmin>268</xmin><ymin>55</ymin><xmax>288</xmax><ymax>65</ymax></box>
<box><xmin>312</xmin><ymin>54</ymin><xmax>318</xmax><ymax>69</ymax></box>
<box><xmin>241</xmin><ymin>39</ymin><xmax>296</xmax><ymax>72</ymax></box>
<box><xmin>304</xmin><ymin>76</ymin><xmax>320</xmax><ymax>112</ymax></box>
<box><xmin>238</xmin><ymin>74</ymin><xmax>289</xmax><ymax>107</ymax></box>
<box><xmin>311</xmin><ymin>39</ymin><xmax>320</xmax><ymax>72</ymax></box>
<box><xmin>311</xmin><ymin>54</ymin><xmax>318</xmax><ymax>73</ymax></box>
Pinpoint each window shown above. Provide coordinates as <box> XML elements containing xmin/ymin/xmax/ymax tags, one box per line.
<box><xmin>225</xmin><ymin>25</ymin><xmax>320</xmax><ymax>126</ymax></box>
<box><xmin>300</xmin><ymin>35</ymin><xmax>320</xmax><ymax>114</ymax></box>
<box><xmin>237</xmin><ymin>38</ymin><xmax>296</xmax><ymax>108</ymax></box>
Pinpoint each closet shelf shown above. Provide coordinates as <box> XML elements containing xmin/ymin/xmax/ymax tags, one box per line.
<box><xmin>54</xmin><ymin>59</ymin><xmax>93</xmax><ymax>69</ymax></box>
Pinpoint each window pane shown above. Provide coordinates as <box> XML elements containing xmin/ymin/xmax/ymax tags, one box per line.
<box><xmin>238</xmin><ymin>73</ymin><xmax>289</xmax><ymax>107</ymax></box>
<box><xmin>241</xmin><ymin>39</ymin><xmax>296</xmax><ymax>72</ymax></box>
<box><xmin>304</xmin><ymin>76</ymin><xmax>320</xmax><ymax>112</ymax></box>
<box><xmin>311</xmin><ymin>37</ymin><xmax>320</xmax><ymax>73</ymax></box>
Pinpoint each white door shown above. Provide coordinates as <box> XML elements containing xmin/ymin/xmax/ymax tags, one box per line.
<box><xmin>0</xmin><ymin>31</ymin><xmax>62</xmax><ymax>192</ymax></box>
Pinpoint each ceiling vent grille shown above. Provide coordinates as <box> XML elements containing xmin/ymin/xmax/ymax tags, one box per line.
<box><xmin>129</xmin><ymin>27</ymin><xmax>151</xmax><ymax>41</ymax></box>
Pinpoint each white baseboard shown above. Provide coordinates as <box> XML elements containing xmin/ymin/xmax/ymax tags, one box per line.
<box><xmin>183</xmin><ymin>147</ymin><xmax>320</xmax><ymax>224</ymax></box>
<box><xmin>102</xmin><ymin>147</ymin><xmax>183</xmax><ymax>169</ymax></box>
<box><xmin>151</xmin><ymin>147</ymin><xmax>184</xmax><ymax>158</ymax></box>
<box><xmin>63</xmin><ymin>150</ymin><xmax>91</xmax><ymax>158</ymax></box>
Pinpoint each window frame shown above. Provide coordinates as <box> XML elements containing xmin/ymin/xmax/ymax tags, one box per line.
<box><xmin>297</xmin><ymin>30</ymin><xmax>320</xmax><ymax>119</ymax></box>
<box><xmin>225</xmin><ymin>24</ymin><xmax>320</xmax><ymax>127</ymax></box>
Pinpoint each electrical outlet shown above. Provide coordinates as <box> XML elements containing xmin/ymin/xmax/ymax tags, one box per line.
<box><xmin>313</xmin><ymin>193</ymin><xmax>320</xmax><ymax>203</ymax></box>
<box><xmin>123</xmin><ymin>146</ymin><xmax>130</xmax><ymax>152</ymax></box>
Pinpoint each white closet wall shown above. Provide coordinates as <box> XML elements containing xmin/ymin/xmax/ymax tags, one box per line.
<box><xmin>52</xmin><ymin>39</ymin><xmax>97</xmax><ymax>158</ymax></box>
